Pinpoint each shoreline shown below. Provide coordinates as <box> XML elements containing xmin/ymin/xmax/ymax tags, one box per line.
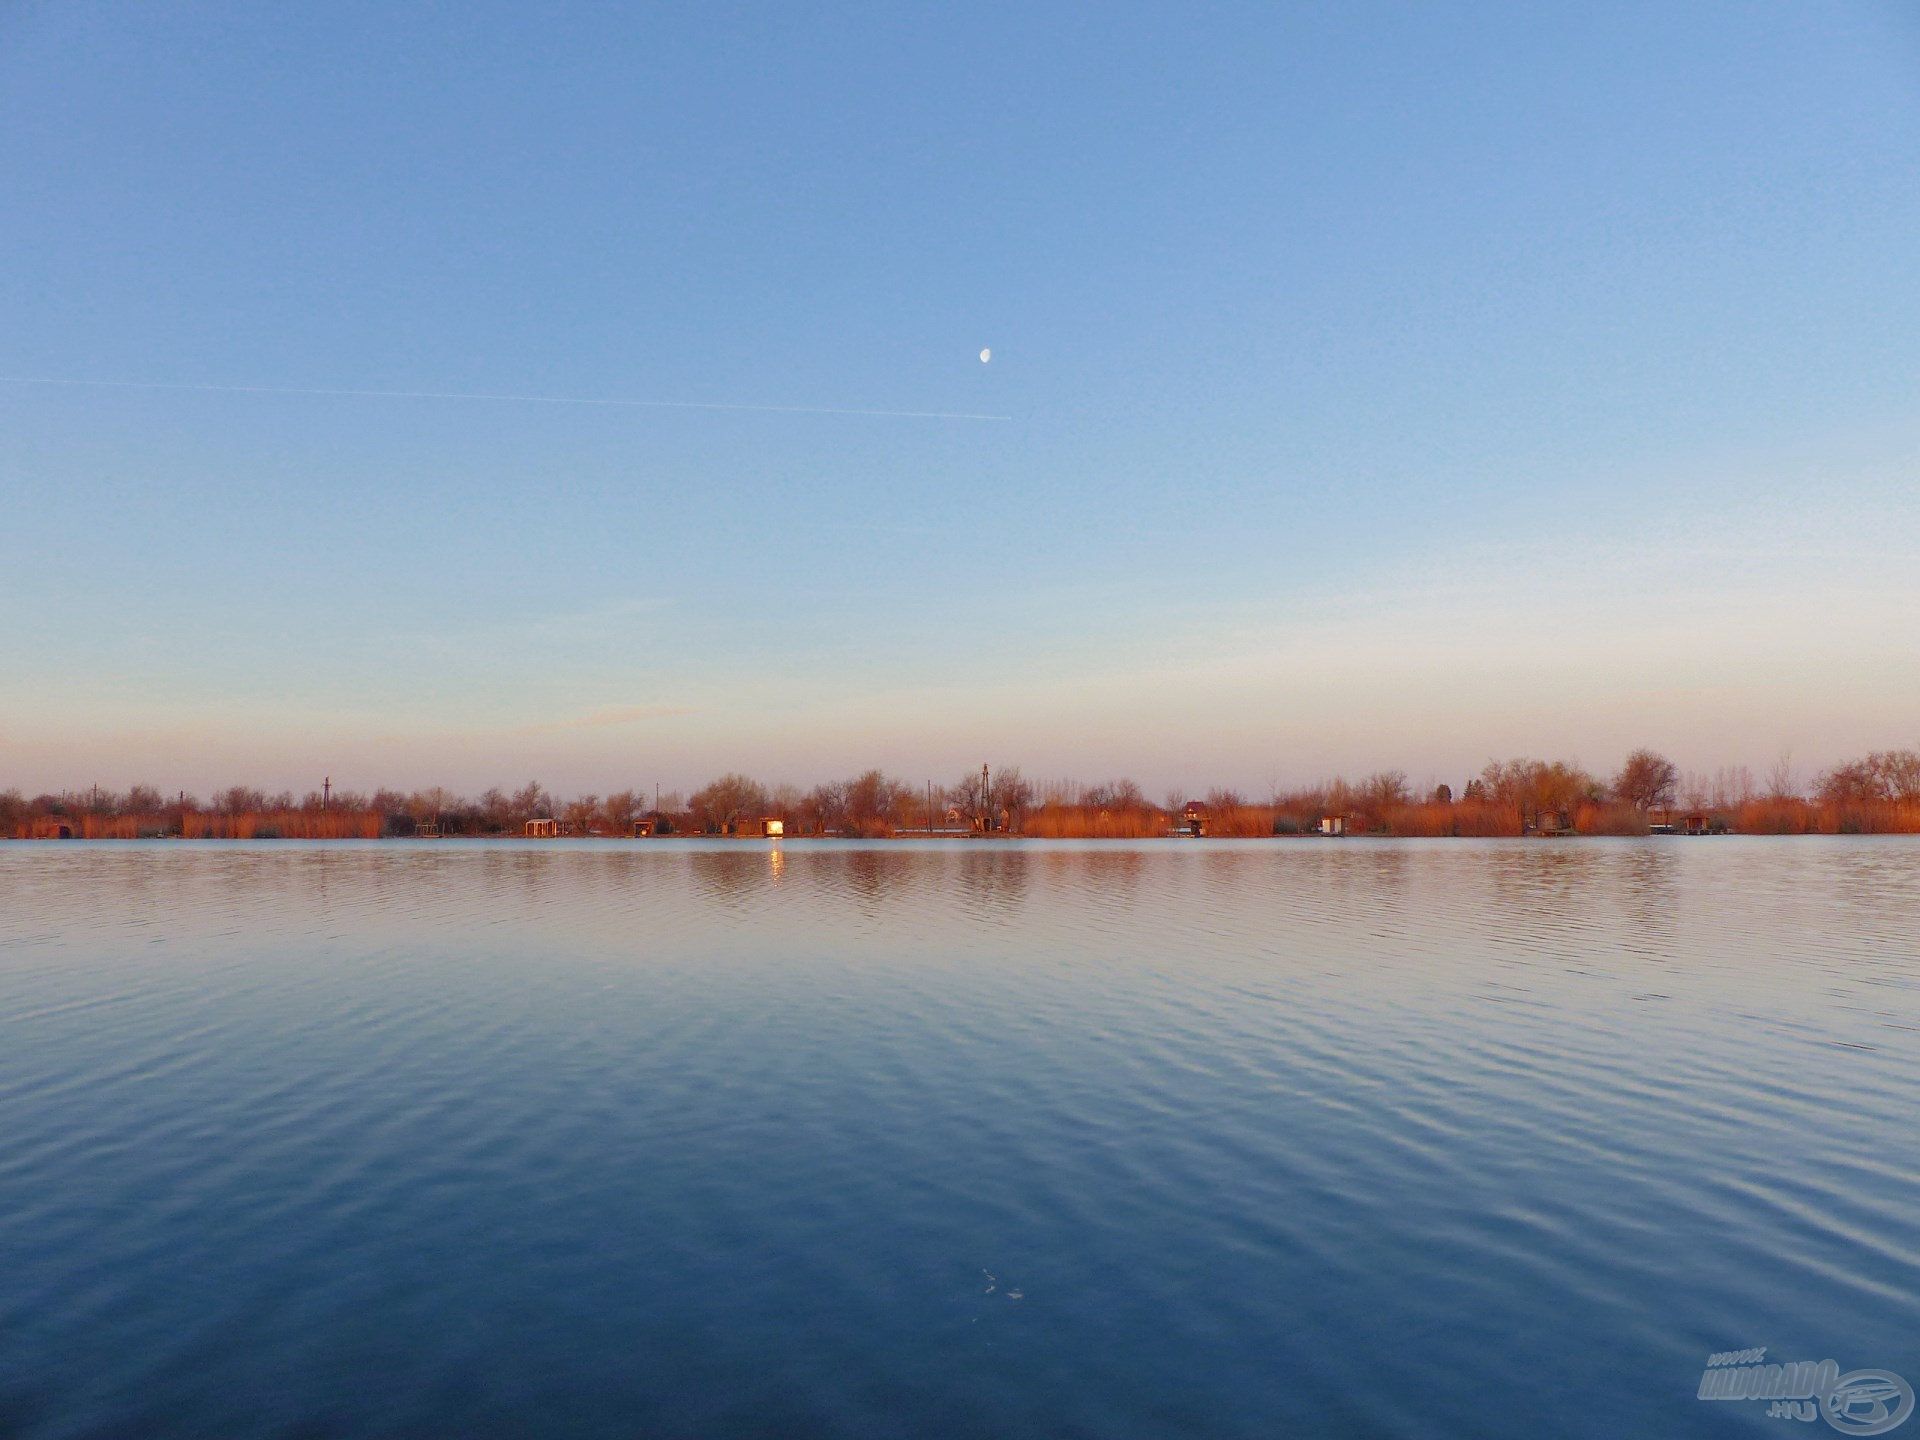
<box><xmin>10</xmin><ymin>830</ymin><xmax>1919</xmax><ymax>845</ymax></box>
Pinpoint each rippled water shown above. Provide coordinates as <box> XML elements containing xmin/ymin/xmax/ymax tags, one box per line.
<box><xmin>2</xmin><ymin>838</ymin><xmax>1916</xmax><ymax>1438</ymax></box>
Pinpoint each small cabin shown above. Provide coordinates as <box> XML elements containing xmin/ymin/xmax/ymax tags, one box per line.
<box><xmin>1180</xmin><ymin>801</ymin><xmax>1208</xmax><ymax>837</ymax></box>
<box><xmin>718</xmin><ymin>816</ymin><xmax>784</xmax><ymax>838</ymax></box>
<box><xmin>1318</xmin><ymin>814</ymin><xmax>1348</xmax><ymax>837</ymax></box>
<box><xmin>415</xmin><ymin>819</ymin><xmax>442</xmax><ymax>839</ymax></box>
<box><xmin>631</xmin><ymin>818</ymin><xmax>655</xmax><ymax>837</ymax></box>
<box><xmin>1531</xmin><ymin>810</ymin><xmax>1573</xmax><ymax>836</ymax></box>
<box><xmin>525</xmin><ymin>818</ymin><xmax>559</xmax><ymax>838</ymax></box>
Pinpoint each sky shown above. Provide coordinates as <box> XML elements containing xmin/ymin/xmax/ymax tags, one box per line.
<box><xmin>3</xmin><ymin>1</ymin><xmax>1918</xmax><ymax>799</ymax></box>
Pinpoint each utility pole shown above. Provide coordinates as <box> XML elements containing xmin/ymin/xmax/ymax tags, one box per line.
<box><xmin>981</xmin><ymin>763</ymin><xmax>991</xmax><ymax>832</ymax></box>
<box><xmin>322</xmin><ymin>776</ymin><xmax>331</xmax><ymax>811</ymax></box>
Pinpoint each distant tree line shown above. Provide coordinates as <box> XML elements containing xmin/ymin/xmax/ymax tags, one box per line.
<box><xmin>6</xmin><ymin>747</ymin><xmax>1919</xmax><ymax>839</ymax></box>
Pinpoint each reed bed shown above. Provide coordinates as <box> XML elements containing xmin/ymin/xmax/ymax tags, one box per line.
<box><xmin>1572</xmin><ymin>802</ymin><xmax>1651</xmax><ymax>837</ymax></box>
<box><xmin>176</xmin><ymin>810</ymin><xmax>384</xmax><ymax>840</ymax></box>
<box><xmin>1812</xmin><ymin>800</ymin><xmax>1920</xmax><ymax>834</ymax></box>
<box><xmin>1708</xmin><ymin>800</ymin><xmax>1920</xmax><ymax>835</ymax></box>
<box><xmin>1023</xmin><ymin>805</ymin><xmax>1167</xmax><ymax>839</ymax></box>
<box><xmin>1372</xmin><ymin>801</ymin><xmax>1525</xmax><ymax>837</ymax></box>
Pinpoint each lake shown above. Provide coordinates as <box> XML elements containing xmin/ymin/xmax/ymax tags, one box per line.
<box><xmin>2</xmin><ymin>838</ymin><xmax>1916</xmax><ymax>1438</ymax></box>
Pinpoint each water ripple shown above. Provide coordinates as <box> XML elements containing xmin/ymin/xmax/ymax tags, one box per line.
<box><xmin>1</xmin><ymin>837</ymin><xmax>1916</xmax><ymax>1438</ymax></box>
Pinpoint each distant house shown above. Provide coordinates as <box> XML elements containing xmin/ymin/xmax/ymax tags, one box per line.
<box><xmin>631</xmin><ymin>817</ymin><xmax>655</xmax><ymax>837</ymax></box>
<box><xmin>762</xmin><ymin>817</ymin><xmax>785</xmax><ymax>838</ymax></box>
<box><xmin>1530</xmin><ymin>810</ymin><xmax>1573</xmax><ymax>836</ymax></box>
<box><xmin>525</xmin><ymin>818</ymin><xmax>559</xmax><ymax>838</ymax></box>
<box><xmin>1180</xmin><ymin>801</ymin><xmax>1208</xmax><ymax>836</ymax></box>
<box><xmin>415</xmin><ymin>819</ymin><xmax>442</xmax><ymax>839</ymax></box>
<box><xmin>1318</xmin><ymin>814</ymin><xmax>1348</xmax><ymax>837</ymax></box>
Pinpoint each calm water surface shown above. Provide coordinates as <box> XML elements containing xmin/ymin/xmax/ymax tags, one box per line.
<box><xmin>2</xmin><ymin>838</ymin><xmax>1917</xmax><ymax>1438</ymax></box>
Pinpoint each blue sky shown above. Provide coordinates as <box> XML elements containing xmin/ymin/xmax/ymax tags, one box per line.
<box><xmin>4</xmin><ymin>1</ymin><xmax>1918</xmax><ymax>797</ymax></box>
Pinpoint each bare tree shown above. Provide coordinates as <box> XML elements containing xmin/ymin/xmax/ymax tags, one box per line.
<box><xmin>948</xmin><ymin>769</ymin><xmax>989</xmax><ymax>827</ymax></box>
<box><xmin>217</xmin><ymin>786</ymin><xmax>268</xmax><ymax>815</ymax></box>
<box><xmin>1358</xmin><ymin>770</ymin><xmax>1410</xmax><ymax>811</ymax></box>
<box><xmin>842</xmin><ymin>770</ymin><xmax>913</xmax><ymax>836</ymax></box>
<box><xmin>1871</xmin><ymin>749</ymin><xmax>1920</xmax><ymax>803</ymax></box>
<box><xmin>476</xmin><ymin>788</ymin><xmax>512</xmax><ymax>832</ymax></box>
<box><xmin>1481</xmin><ymin>758</ymin><xmax>1600</xmax><ymax>827</ymax></box>
<box><xmin>801</xmin><ymin>782</ymin><xmax>844</xmax><ymax>835</ymax></box>
<box><xmin>1816</xmin><ymin>750</ymin><xmax>1920</xmax><ymax>805</ymax></box>
<box><xmin>601</xmin><ymin>790</ymin><xmax>641</xmax><ymax>832</ymax></box>
<box><xmin>1709</xmin><ymin>766</ymin><xmax>1755</xmax><ymax>809</ymax></box>
<box><xmin>1764</xmin><ymin>751</ymin><xmax>1797</xmax><ymax>801</ymax></box>
<box><xmin>1817</xmin><ymin>760</ymin><xmax>1881</xmax><ymax>805</ymax></box>
<box><xmin>1611</xmin><ymin>749</ymin><xmax>1679</xmax><ymax>810</ymax></box>
<box><xmin>1679</xmin><ymin>771</ymin><xmax>1710</xmax><ymax>812</ymax></box>
<box><xmin>992</xmin><ymin>766</ymin><xmax>1034</xmax><ymax>831</ymax></box>
<box><xmin>689</xmin><ymin>774</ymin><xmax>767</xmax><ymax>833</ymax></box>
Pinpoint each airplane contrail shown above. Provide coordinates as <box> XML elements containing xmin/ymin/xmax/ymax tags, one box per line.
<box><xmin>0</xmin><ymin>375</ymin><xmax>1012</xmax><ymax>421</ymax></box>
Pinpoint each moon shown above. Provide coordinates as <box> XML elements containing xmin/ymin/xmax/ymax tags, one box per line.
<box><xmin>979</xmin><ymin>348</ymin><xmax>991</xmax><ymax>363</ymax></box>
